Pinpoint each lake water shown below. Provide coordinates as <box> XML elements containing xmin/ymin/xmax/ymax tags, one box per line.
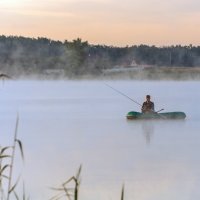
<box><xmin>1</xmin><ymin>80</ymin><xmax>200</xmax><ymax>200</ymax></box>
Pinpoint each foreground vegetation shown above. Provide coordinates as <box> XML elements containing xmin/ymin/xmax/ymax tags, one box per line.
<box><xmin>1</xmin><ymin>115</ymin><xmax>124</xmax><ymax>200</ymax></box>
<box><xmin>50</xmin><ymin>165</ymin><xmax>125</xmax><ymax>200</ymax></box>
<box><xmin>1</xmin><ymin>136</ymin><xmax>124</xmax><ymax>200</ymax></box>
<box><xmin>0</xmin><ymin>115</ymin><xmax>27</xmax><ymax>200</ymax></box>
<box><xmin>0</xmin><ymin>35</ymin><xmax>200</xmax><ymax>79</ymax></box>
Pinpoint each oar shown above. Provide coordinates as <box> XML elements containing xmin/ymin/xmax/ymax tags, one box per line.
<box><xmin>155</xmin><ymin>108</ymin><xmax>168</xmax><ymax>119</ymax></box>
<box><xmin>156</xmin><ymin>108</ymin><xmax>164</xmax><ymax>113</ymax></box>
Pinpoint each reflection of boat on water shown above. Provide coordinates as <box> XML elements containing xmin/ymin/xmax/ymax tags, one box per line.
<box><xmin>127</xmin><ymin>119</ymin><xmax>186</xmax><ymax>145</ymax></box>
<box><xmin>141</xmin><ymin>121</ymin><xmax>154</xmax><ymax>144</ymax></box>
<box><xmin>126</xmin><ymin>111</ymin><xmax>186</xmax><ymax>120</ymax></box>
<box><xmin>126</xmin><ymin>120</ymin><xmax>155</xmax><ymax>144</ymax></box>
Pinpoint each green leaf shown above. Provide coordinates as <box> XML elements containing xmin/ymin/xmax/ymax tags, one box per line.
<box><xmin>49</xmin><ymin>193</ymin><xmax>66</xmax><ymax>200</ymax></box>
<box><xmin>15</xmin><ymin>139</ymin><xmax>24</xmax><ymax>161</ymax></box>
<box><xmin>8</xmin><ymin>176</ymin><xmax>20</xmax><ymax>194</ymax></box>
<box><xmin>13</xmin><ymin>191</ymin><xmax>20</xmax><ymax>200</ymax></box>
<box><xmin>75</xmin><ymin>165</ymin><xmax>82</xmax><ymax>181</ymax></box>
<box><xmin>14</xmin><ymin>114</ymin><xmax>19</xmax><ymax>140</ymax></box>
<box><xmin>0</xmin><ymin>155</ymin><xmax>11</xmax><ymax>159</ymax></box>
<box><xmin>49</xmin><ymin>187</ymin><xmax>65</xmax><ymax>191</ymax></box>
<box><xmin>0</xmin><ymin>146</ymin><xmax>11</xmax><ymax>155</ymax></box>
<box><xmin>0</xmin><ymin>164</ymin><xmax>10</xmax><ymax>175</ymax></box>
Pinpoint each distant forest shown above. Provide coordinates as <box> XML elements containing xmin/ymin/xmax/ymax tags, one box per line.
<box><xmin>0</xmin><ymin>35</ymin><xmax>200</xmax><ymax>78</ymax></box>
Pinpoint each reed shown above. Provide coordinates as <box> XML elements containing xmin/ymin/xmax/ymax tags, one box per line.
<box><xmin>0</xmin><ymin>114</ymin><xmax>25</xmax><ymax>200</ymax></box>
<box><xmin>50</xmin><ymin>165</ymin><xmax>82</xmax><ymax>200</ymax></box>
<box><xmin>1</xmin><ymin>115</ymin><xmax>127</xmax><ymax>200</ymax></box>
<box><xmin>50</xmin><ymin>165</ymin><xmax>126</xmax><ymax>200</ymax></box>
<box><xmin>121</xmin><ymin>184</ymin><xmax>125</xmax><ymax>200</ymax></box>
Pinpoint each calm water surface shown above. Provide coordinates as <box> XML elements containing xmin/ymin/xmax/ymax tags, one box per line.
<box><xmin>1</xmin><ymin>80</ymin><xmax>200</xmax><ymax>200</ymax></box>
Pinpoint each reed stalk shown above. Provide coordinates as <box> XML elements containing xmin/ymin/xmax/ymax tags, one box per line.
<box><xmin>4</xmin><ymin>114</ymin><xmax>24</xmax><ymax>200</ymax></box>
<box><xmin>6</xmin><ymin>114</ymin><xmax>19</xmax><ymax>200</ymax></box>
<box><xmin>50</xmin><ymin>165</ymin><xmax>82</xmax><ymax>200</ymax></box>
<box><xmin>121</xmin><ymin>184</ymin><xmax>125</xmax><ymax>200</ymax></box>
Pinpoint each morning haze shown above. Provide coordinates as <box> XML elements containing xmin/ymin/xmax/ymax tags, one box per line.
<box><xmin>0</xmin><ymin>0</ymin><xmax>200</xmax><ymax>200</ymax></box>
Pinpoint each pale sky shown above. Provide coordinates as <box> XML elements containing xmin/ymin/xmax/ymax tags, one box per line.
<box><xmin>0</xmin><ymin>0</ymin><xmax>200</xmax><ymax>46</ymax></box>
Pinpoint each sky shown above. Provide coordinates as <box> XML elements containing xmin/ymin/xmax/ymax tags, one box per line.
<box><xmin>0</xmin><ymin>0</ymin><xmax>200</xmax><ymax>46</ymax></box>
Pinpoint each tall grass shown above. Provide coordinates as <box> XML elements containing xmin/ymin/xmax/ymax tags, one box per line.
<box><xmin>1</xmin><ymin>115</ymin><xmax>126</xmax><ymax>200</ymax></box>
<box><xmin>121</xmin><ymin>184</ymin><xmax>125</xmax><ymax>200</ymax></box>
<box><xmin>50</xmin><ymin>165</ymin><xmax>126</xmax><ymax>200</ymax></box>
<box><xmin>50</xmin><ymin>165</ymin><xmax>82</xmax><ymax>200</ymax></box>
<box><xmin>0</xmin><ymin>115</ymin><xmax>26</xmax><ymax>200</ymax></box>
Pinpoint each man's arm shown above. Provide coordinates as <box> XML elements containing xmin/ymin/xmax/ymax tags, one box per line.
<box><xmin>141</xmin><ymin>102</ymin><xmax>146</xmax><ymax>112</ymax></box>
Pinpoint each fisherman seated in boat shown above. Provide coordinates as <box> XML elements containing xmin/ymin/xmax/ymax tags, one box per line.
<box><xmin>141</xmin><ymin>95</ymin><xmax>155</xmax><ymax>113</ymax></box>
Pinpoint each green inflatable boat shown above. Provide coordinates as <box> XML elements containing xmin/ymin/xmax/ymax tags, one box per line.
<box><xmin>126</xmin><ymin>111</ymin><xmax>186</xmax><ymax>120</ymax></box>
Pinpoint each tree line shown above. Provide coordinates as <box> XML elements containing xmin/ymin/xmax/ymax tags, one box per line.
<box><xmin>0</xmin><ymin>35</ymin><xmax>199</xmax><ymax>77</ymax></box>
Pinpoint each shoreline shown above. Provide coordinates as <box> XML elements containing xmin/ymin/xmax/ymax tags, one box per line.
<box><xmin>3</xmin><ymin>66</ymin><xmax>200</xmax><ymax>81</ymax></box>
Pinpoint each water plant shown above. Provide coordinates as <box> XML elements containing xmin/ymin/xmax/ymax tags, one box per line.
<box><xmin>50</xmin><ymin>165</ymin><xmax>82</xmax><ymax>200</ymax></box>
<box><xmin>121</xmin><ymin>184</ymin><xmax>125</xmax><ymax>200</ymax></box>
<box><xmin>0</xmin><ymin>115</ymin><xmax>26</xmax><ymax>200</ymax></box>
<box><xmin>1</xmin><ymin>114</ymin><xmax>126</xmax><ymax>200</ymax></box>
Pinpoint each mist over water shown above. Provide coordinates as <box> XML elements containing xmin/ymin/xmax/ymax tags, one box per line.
<box><xmin>1</xmin><ymin>80</ymin><xmax>200</xmax><ymax>200</ymax></box>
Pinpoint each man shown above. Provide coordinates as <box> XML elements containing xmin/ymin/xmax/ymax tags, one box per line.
<box><xmin>141</xmin><ymin>95</ymin><xmax>155</xmax><ymax>113</ymax></box>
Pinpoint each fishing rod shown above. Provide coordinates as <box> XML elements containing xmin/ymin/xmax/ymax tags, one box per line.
<box><xmin>105</xmin><ymin>83</ymin><xmax>142</xmax><ymax>107</ymax></box>
<box><xmin>105</xmin><ymin>83</ymin><xmax>164</xmax><ymax>113</ymax></box>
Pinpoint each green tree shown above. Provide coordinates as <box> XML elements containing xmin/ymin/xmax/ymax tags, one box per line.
<box><xmin>64</xmin><ymin>38</ymin><xmax>89</xmax><ymax>75</ymax></box>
